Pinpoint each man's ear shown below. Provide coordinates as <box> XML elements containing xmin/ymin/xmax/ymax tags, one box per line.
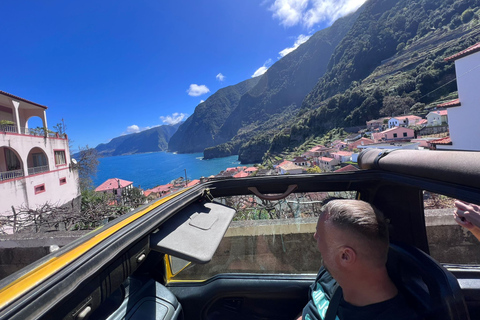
<box><xmin>338</xmin><ymin>246</ymin><xmax>356</xmax><ymax>266</ymax></box>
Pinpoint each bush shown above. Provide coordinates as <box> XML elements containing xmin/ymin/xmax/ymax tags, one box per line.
<box><xmin>461</xmin><ymin>9</ymin><xmax>474</xmax><ymax>23</ymax></box>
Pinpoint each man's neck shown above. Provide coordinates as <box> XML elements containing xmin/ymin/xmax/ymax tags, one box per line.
<box><xmin>339</xmin><ymin>268</ymin><xmax>398</xmax><ymax>307</ymax></box>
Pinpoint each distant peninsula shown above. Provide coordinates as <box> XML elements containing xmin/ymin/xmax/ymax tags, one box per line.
<box><xmin>92</xmin><ymin>122</ymin><xmax>182</xmax><ymax>157</ymax></box>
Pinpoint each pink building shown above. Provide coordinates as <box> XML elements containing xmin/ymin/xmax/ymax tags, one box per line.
<box><xmin>0</xmin><ymin>91</ymin><xmax>79</xmax><ymax>223</ymax></box>
<box><xmin>372</xmin><ymin>127</ymin><xmax>415</xmax><ymax>142</ymax></box>
<box><xmin>330</xmin><ymin>151</ymin><xmax>353</xmax><ymax>163</ymax></box>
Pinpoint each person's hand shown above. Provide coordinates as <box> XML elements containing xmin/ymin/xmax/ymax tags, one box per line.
<box><xmin>454</xmin><ymin>200</ymin><xmax>480</xmax><ymax>231</ymax></box>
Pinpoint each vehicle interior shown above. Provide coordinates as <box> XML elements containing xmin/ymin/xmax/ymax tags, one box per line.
<box><xmin>0</xmin><ymin>148</ymin><xmax>479</xmax><ymax>320</ymax></box>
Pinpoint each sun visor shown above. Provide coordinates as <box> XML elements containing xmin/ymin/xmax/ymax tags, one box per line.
<box><xmin>150</xmin><ymin>201</ymin><xmax>236</xmax><ymax>264</ymax></box>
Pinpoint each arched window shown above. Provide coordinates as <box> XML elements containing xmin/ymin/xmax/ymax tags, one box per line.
<box><xmin>27</xmin><ymin>147</ymin><xmax>49</xmax><ymax>175</ymax></box>
<box><xmin>0</xmin><ymin>147</ymin><xmax>23</xmax><ymax>181</ymax></box>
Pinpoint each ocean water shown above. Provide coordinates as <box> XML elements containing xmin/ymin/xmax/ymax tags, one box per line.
<box><xmin>93</xmin><ymin>152</ymin><xmax>252</xmax><ymax>190</ymax></box>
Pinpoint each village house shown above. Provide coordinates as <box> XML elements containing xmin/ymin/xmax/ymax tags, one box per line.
<box><xmin>317</xmin><ymin>156</ymin><xmax>340</xmax><ymax>172</ymax></box>
<box><xmin>277</xmin><ymin>160</ymin><xmax>304</xmax><ymax>175</ymax></box>
<box><xmin>292</xmin><ymin>156</ymin><xmax>308</xmax><ymax>166</ymax></box>
<box><xmin>95</xmin><ymin>178</ymin><xmax>134</xmax><ymax>204</ymax></box>
<box><xmin>330</xmin><ymin>151</ymin><xmax>353</xmax><ymax>163</ymax></box>
<box><xmin>302</xmin><ymin>145</ymin><xmax>330</xmax><ymax>158</ymax></box>
<box><xmin>144</xmin><ymin>184</ymin><xmax>173</xmax><ymax>199</ymax></box>
<box><xmin>372</xmin><ymin>126</ymin><xmax>415</xmax><ymax>143</ymax></box>
<box><xmin>331</xmin><ymin>140</ymin><xmax>347</xmax><ymax>150</ymax></box>
<box><xmin>388</xmin><ymin>115</ymin><xmax>422</xmax><ymax>128</ymax></box>
<box><xmin>426</xmin><ymin>110</ymin><xmax>448</xmax><ymax>127</ymax></box>
<box><xmin>0</xmin><ymin>91</ymin><xmax>79</xmax><ymax>221</ymax></box>
<box><xmin>432</xmin><ymin>43</ymin><xmax>480</xmax><ymax>151</ymax></box>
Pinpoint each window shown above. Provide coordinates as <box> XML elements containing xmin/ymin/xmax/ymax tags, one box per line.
<box><xmin>32</xmin><ymin>153</ymin><xmax>47</xmax><ymax>167</ymax></box>
<box><xmin>59</xmin><ymin>177</ymin><xmax>67</xmax><ymax>185</ymax></box>
<box><xmin>403</xmin><ymin>132</ymin><xmax>408</xmax><ymax>137</ymax></box>
<box><xmin>54</xmin><ymin>150</ymin><xmax>66</xmax><ymax>166</ymax></box>
<box><xmin>34</xmin><ymin>184</ymin><xmax>46</xmax><ymax>194</ymax></box>
<box><xmin>167</xmin><ymin>191</ymin><xmax>357</xmax><ymax>281</ymax></box>
<box><xmin>393</xmin><ymin>133</ymin><xmax>398</xmax><ymax>138</ymax></box>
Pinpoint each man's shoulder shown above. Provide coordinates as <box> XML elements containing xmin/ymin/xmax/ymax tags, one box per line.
<box><xmin>338</xmin><ymin>293</ymin><xmax>422</xmax><ymax>320</ymax></box>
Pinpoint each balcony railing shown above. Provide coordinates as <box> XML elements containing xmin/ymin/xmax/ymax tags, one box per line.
<box><xmin>0</xmin><ymin>125</ymin><xmax>18</xmax><ymax>134</ymax></box>
<box><xmin>0</xmin><ymin>169</ymin><xmax>24</xmax><ymax>182</ymax></box>
<box><xmin>0</xmin><ymin>125</ymin><xmax>67</xmax><ymax>139</ymax></box>
<box><xmin>27</xmin><ymin>165</ymin><xmax>49</xmax><ymax>176</ymax></box>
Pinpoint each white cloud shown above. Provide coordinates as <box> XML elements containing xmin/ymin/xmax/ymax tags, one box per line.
<box><xmin>269</xmin><ymin>0</ymin><xmax>366</xmax><ymax>28</ymax></box>
<box><xmin>252</xmin><ymin>66</ymin><xmax>268</xmax><ymax>78</ymax></box>
<box><xmin>200</xmin><ymin>100</ymin><xmax>205</xmax><ymax>103</ymax></box>
<box><xmin>160</xmin><ymin>112</ymin><xmax>188</xmax><ymax>125</ymax></box>
<box><xmin>270</xmin><ymin>0</ymin><xmax>308</xmax><ymax>27</ymax></box>
<box><xmin>279</xmin><ymin>34</ymin><xmax>311</xmax><ymax>58</ymax></box>
<box><xmin>126</xmin><ymin>125</ymin><xmax>140</xmax><ymax>134</ymax></box>
<box><xmin>252</xmin><ymin>59</ymin><xmax>273</xmax><ymax>78</ymax></box>
<box><xmin>187</xmin><ymin>84</ymin><xmax>210</xmax><ymax>97</ymax></box>
<box><xmin>216</xmin><ymin>73</ymin><xmax>225</xmax><ymax>81</ymax></box>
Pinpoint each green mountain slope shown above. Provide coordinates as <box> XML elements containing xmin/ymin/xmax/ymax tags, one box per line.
<box><xmin>168</xmin><ymin>0</ymin><xmax>480</xmax><ymax>164</ymax></box>
<box><xmin>239</xmin><ymin>0</ymin><xmax>480</xmax><ymax>163</ymax></box>
<box><xmin>167</xmin><ymin>78</ymin><xmax>260</xmax><ymax>153</ymax></box>
<box><xmin>202</xmin><ymin>10</ymin><xmax>362</xmax><ymax>160</ymax></box>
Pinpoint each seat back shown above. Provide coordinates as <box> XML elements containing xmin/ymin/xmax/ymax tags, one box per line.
<box><xmin>387</xmin><ymin>243</ymin><xmax>470</xmax><ymax>320</ymax></box>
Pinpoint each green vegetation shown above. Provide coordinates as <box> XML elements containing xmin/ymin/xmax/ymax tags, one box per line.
<box><xmin>171</xmin><ymin>0</ymin><xmax>480</xmax><ymax>164</ymax></box>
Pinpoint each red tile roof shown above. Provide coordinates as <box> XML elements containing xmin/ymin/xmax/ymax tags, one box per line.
<box><xmin>319</xmin><ymin>157</ymin><xmax>335</xmax><ymax>162</ymax></box>
<box><xmin>335</xmin><ymin>165</ymin><xmax>359</xmax><ymax>172</ymax></box>
<box><xmin>278</xmin><ymin>160</ymin><xmax>293</xmax><ymax>167</ymax></box>
<box><xmin>331</xmin><ymin>151</ymin><xmax>353</xmax><ymax>157</ymax></box>
<box><xmin>186</xmin><ymin>179</ymin><xmax>200</xmax><ymax>187</ymax></box>
<box><xmin>392</xmin><ymin>115</ymin><xmax>422</xmax><ymax>121</ymax></box>
<box><xmin>144</xmin><ymin>191</ymin><xmax>153</xmax><ymax>197</ymax></box>
<box><xmin>0</xmin><ymin>90</ymin><xmax>48</xmax><ymax>109</ymax></box>
<box><xmin>309</xmin><ymin>145</ymin><xmax>325</xmax><ymax>152</ymax></box>
<box><xmin>431</xmin><ymin>137</ymin><xmax>452</xmax><ymax>145</ymax></box>
<box><xmin>437</xmin><ymin>99</ymin><xmax>461</xmax><ymax>108</ymax></box>
<box><xmin>245</xmin><ymin>167</ymin><xmax>258</xmax><ymax>172</ymax></box>
<box><xmin>445</xmin><ymin>43</ymin><xmax>480</xmax><ymax>62</ymax></box>
<box><xmin>95</xmin><ymin>178</ymin><xmax>133</xmax><ymax>192</ymax></box>
<box><xmin>381</xmin><ymin>126</ymin><xmax>414</xmax><ymax>134</ymax></box>
<box><xmin>233</xmin><ymin>171</ymin><xmax>249</xmax><ymax>178</ymax></box>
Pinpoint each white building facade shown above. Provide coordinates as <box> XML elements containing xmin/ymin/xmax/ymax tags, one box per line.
<box><xmin>0</xmin><ymin>91</ymin><xmax>79</xmax><ymax>218</ymax></box>
<box><xmin>441</xmin><ymin>43</ymin><xmax>480</xmax><ymax>151</ymax></box>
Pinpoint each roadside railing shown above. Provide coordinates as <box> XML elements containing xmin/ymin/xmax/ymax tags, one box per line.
<box><xmin>0</xmin><ymin>169</ymin><xmax>24</xmax><ymax>182</ymax></box>
<box><xmin>27</xmin><ymin>165</ymin><xmax>49</xmax><ymax>176</ymax></box>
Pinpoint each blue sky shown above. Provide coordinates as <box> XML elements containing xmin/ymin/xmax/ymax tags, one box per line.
<box><xmin>0</xmin><ymin>0</ymin><xmax>365</xmax><ymax>152</ymax></box>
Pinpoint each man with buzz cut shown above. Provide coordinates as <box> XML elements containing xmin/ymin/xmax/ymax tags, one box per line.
<box><xmin>296</xmin><ymin>199</ymin><xmax>421</xmax><ymax>320</ymax></box>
